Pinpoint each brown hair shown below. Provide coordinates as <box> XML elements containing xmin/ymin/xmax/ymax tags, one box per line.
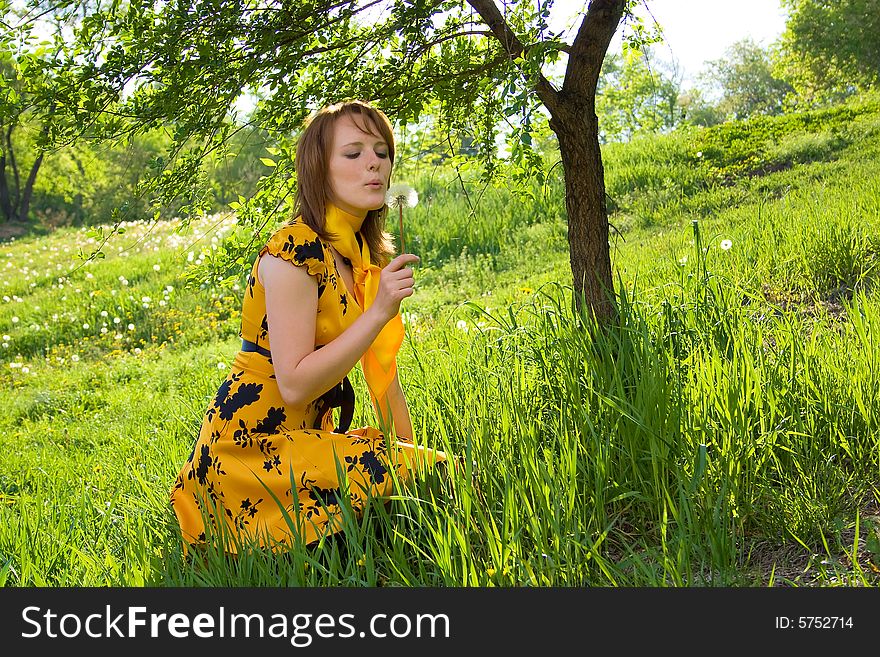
<box><xmin>292</xmin><ymin>100</ymin><xmax>396</xmax><ymax>267</ymax></box>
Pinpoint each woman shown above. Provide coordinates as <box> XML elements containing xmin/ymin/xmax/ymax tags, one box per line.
<box><xmin>170</xmin><ymin>100</ymin><xmax>446</xmax><ymax>552</ymax></box>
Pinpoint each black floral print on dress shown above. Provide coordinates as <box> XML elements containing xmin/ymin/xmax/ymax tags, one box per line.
<box><xmin>254</xmin><ymin>407</ymin><xmax>286</xmax><ymax>434</ymax></box>
<box><xmin>218</xmin><ymin>382</ymin><xmax>263</xmax><ymax>421</ymax></box>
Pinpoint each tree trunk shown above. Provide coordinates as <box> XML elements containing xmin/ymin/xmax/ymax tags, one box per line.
<box><xmin>467</xmin><ymin>0</ymin><xmax>625</xmax><ymax>323</ymax></box>
<box><xmin>0</xmin><ymin>150</ymin><xmax>12</xmax><ymax>223</ymax></box>
<box><xmin>19</xmin><ymin>151</ymin><xmax>44</xmax><ymax>224</ymax></box>
<box><xmin>551</xmin><ymin>98</ymin><xmax>616</xmax><ymax>323</ymax></box>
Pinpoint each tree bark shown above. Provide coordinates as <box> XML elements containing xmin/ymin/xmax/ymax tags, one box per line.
<box><xmin>551</xmin><ymin>98</ymin><xmax>615</xmax><ymax>322</ymax></box>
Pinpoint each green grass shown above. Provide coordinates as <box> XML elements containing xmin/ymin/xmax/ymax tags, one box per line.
<box><xmin>1</xmin><ymin>93</ymin><xmax>879</xmax><ymax>587</ymax></box>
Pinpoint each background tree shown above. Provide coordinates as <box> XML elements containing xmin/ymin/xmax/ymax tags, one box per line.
<box><xmin>595</xmin><ymin>45</ymin><xmax>683</xmax><ymax>142</ymax></box>
<box><xmin>778</xmin><ymin>0</ymin><xmax>880</xmax><ymax>103</ymax></box>
<box><xmin>697</xmin><ymin>38</ymin><xmax>793</xmax><ymax>121</ymax></box>
<box><xmin>0</xmin><ymin>49</ymin><xmax>57</xmax><ymax>225</ymax></box>
<box><xmin>41</xmin><ymin>0</ymin><xmax>636</xmax><ymax>321</ymax></box>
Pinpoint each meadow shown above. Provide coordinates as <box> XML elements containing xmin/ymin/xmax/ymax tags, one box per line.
<box><xmin>1</xmin><ymin>93</ymin><xmax>879</xmax><ymax>586</ymax></box>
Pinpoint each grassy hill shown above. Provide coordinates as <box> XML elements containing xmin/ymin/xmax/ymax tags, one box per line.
<box><xmin>1</xmin><ymin>93</ymin><xmax>878</xmax><ymax>586</ymax></box>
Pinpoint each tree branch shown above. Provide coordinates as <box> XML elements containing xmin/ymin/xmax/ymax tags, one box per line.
<box><xmin>564</xmin><ymin>0</ymin><xmax>626</xmax><ymax>98</ymax></box>
<box><xmin>465</xmin><ymin>0</ymin><xmax>560</xmax><ymax>113</ymax></box>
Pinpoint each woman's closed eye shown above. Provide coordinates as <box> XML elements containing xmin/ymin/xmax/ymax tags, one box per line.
<box><xmin>344</xmin><ymin>151</ymin><xmax>389</xmax><ymax>159</ymax></box>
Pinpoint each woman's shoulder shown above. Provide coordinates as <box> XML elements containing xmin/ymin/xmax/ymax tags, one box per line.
<box><xmin>259</xmin><ymin>219</ymin><xmax>327</xmax><ymax>275</ymax></box>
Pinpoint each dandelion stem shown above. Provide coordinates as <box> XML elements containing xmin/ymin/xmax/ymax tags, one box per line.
<box><xmin>398</xmin><ymin>204</ymin><xmax>405</xmax><ymax>254</ymax></box>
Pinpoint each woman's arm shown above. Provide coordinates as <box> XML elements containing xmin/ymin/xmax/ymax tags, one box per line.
<box><xmin>260</xmin><ymin>253</ymin><xmax>388</xmax><ymax>408</ymax></box>
<box><xmin>373</xmin><ymin>369</ymin><xmax>414</xmax><ymax>440</ymax></box>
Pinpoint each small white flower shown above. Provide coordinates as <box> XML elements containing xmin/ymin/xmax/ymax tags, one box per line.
<box><xmin>86</xmin><ymin>272</ymin><xmax>94</xmax><ymax>279</ymax></box>
<box><xmin>11</xmin><ymin>316</ymin><xmax>18</xmax><ymax>323</ymax></box>
<box><xmin>115</xmin><ymin>333</ymin><xmax>123</xmax><ymax>339</ymax></box>
<box><xmin>386</xmin><ymin>183</ymin><xmax>419</xmax><ymax>209</ymax></box>
<box><xmin>456</xmin><ymin>319</ymin><xmax>469</xmax><ymax>332</ymax></box>
<box><xmin>100</xmin><ymin>327</ymin><xmax>108</xmax><ymax>334</ymax></box>
<box><xmin>141</xmin><ymin>296</ymin><xmax>151</xmax><ymax>303</ymax></box>
<box><xmin>134</xmin><ymin>347</ymin><xmax>142</xmax><ymax>354</ymax></box>
<box><xmin>696</xmin><ymin>151</ymin><xmax>703</xmax><ymax>158</ymax></box>
<box><xmin>71</xmin><ymin>354</ymin><xmax>80</xmax><ymax>362</ymax></box>
<box><xmin>678</xmin><ymin>256</ymin><xmax>688</xmax><ymax>265</ymax></box>
<box><xmin>128</xmin><ymin>323</ymin><xmax>135</xmax><ymax>331</ymax></box>
<box><xmin>720</xmin><ymin>239</ymin><xmax>733</xmax><ymax>251</ymax></box>
<box><xmin>2</xmin><ymin>335</ymin><xmax>9</xmax><ymax>341</ymax></box>
<box><xmin>21</xmin><ymin>366</ymin><xmax>29</xmax><ymax>374</ymax></box>
<box><xmin>153</xmin><ymin>264</ymin><xmax>161</xmax><ymax>271</ymax></box>
<box><xmin>83</xmin><ymin>323</ymin><xmax>90</xmax><ymax>329</ymax></box>
<box><xmin>100</xmin><ymin>310</ymin><xmax>108</xmax><ymax>317</ymax></box>
<box><xmin>114</xmin><ymin>317</ymin><xmax>121</xmax><ymax>324</ymax></box>
<box><xmin>217</xmin><ymin>362</ymin><xmax>225</xmax><ymax>369</ymax></box>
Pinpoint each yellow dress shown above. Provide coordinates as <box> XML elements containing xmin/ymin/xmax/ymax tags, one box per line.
<box><xmin>170</xmin><ymin>218</ymin><xmax>445</xmax><ymax>551</ymax></box>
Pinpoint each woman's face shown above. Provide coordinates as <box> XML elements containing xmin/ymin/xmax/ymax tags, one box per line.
<box><xmin>327</xmin><ymin>114</ymin><xmax>392</xmax><ymax>218</ymax></box>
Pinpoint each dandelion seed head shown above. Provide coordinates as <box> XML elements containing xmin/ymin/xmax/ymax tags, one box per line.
<box><xmin>386</xmin><ymin>183</ymin><xmax>418</xmax><ymax>209</ymax></box>
<box><xmin>720</xmin><ymin>239</ymin><xmax>733</xmax><ymax>251</ymax></box>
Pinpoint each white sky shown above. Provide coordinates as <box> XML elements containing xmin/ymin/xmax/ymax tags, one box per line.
<box><xmin>552</xmin><ymin>0</ymin><xmax>789</xmax><ymax>84</ymax></box>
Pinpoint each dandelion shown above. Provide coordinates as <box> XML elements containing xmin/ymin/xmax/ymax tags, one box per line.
<box><xmin>22</xmin><ymin>366</ymin><xmax>29</xmax><ymax>374</ymax></box>
<box><xmin>679</xmin><ymin>256</ymin><xmax>688</xmax><ymax>265</ymax></box>
<box><xmin>217</xmin><ymin>362</ymin><xmax>225</xmax><ymax>370</ymax></box>
<box><xmin>71</xmin><ymin>354</ymin><xmax>80</xmax><ymax>362</ymax></box>
<box><xmin>153</xmin><ymin>264</ymin><xmax>161</xmax><ymax>271</ymax></box>
<box><xmin>456</xmin><ymin>319</ymin><xmax>469</xmax><ymax>332</ymax></box>
<box><xmin>720</xmin><ymin>239</ymin><xmax>733</xmax><ymax>251</ymax></box>
<box><xmin>356</xmin><ymin>556</ymin><xmax>366</xmax><ymax>567</ymax></box>
<box><xmin>2</xmin><ymin>335</ymin><xmax>9</xmax><ymax>341</ymax></box>
<box><xmin>11</xmin><ymin>316</ymin><xmax>18</xmax><ymax>323</ymax></box>
<box><xmin>696</xmin><ymin>151</ymin><xmax>703</xmax><ymax>158</ymax></box>
<box><xmin>114</xmin><ymin>317</ymin><xmax>121</xmax><ymax>324</ymax></box>
<box><xmin>128</xmin><ymin>323</ymin><xmax>135</xmax><ymax>331</ymax></box>
<box><xmin>101</xmin><ymin>328</ymin><xmax>108</xmax><ymax>334</ymax></box>
<box><xmin>115</xmin><ymin>333</ymin><xmax>123</xmax><ymax>340</ymax></box>
<box><xmin>100</xmin><ymin>310</ymin><xmax>108</xmax><ymax>317</ymax></box>
<box><xmin>134</xmin><ymin>347</ymin><xmax>142</xmax><ymax>355</ymax></box>
<box><xmin>486</xmin><ymin>568</ymin><xmax>496</xmax><ymax>577</ymax></box>
<box><xmin>83</xmin><ymin>323</ymin><xmax>90</xmax><ymax>329</ymax></box>
<box><xmin>386</xmin><ymin>183</ymin><xmax>418</xmax><ymax>254</ymax></box>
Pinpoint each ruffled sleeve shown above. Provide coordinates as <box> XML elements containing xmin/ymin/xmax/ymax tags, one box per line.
<box><xmin>259</xmin><ymin>221</ymin><xmax>327</xmax><ymax>278</ymax></box>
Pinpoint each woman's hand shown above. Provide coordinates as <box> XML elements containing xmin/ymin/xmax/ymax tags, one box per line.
<box><xmin>369</xmin><ymin>253</ymin><xmax>419</xmax><ymax>324</ymax></box>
